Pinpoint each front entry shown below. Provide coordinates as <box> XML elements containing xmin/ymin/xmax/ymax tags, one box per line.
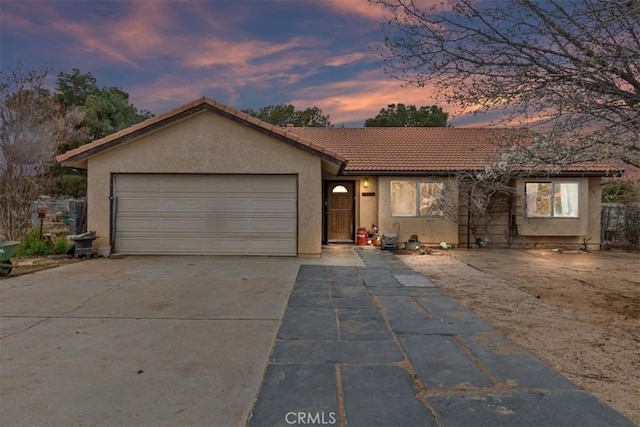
<box><xmin>327</xmin><ymin>182</ymin><xmax>355</xmax><ymax>242</ymax></box>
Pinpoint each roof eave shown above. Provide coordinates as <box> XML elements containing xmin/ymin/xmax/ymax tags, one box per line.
<box><xmin>56</xmin><ymin>98</ymin><xmax>347</xmax><ymax>169</ymax></box>
<box><xmin>340</xmin><ymin>170</ymin><xmax>459</xmax><ymax>177</ymax></box>
<box><xmin>339</xmin><ymin>168</ymin><xmax>621</xmax><ymax>177</ymax></box>
<box><xmin>60</xmin><ymin>158</ymin><xmax>89</xmax><ymax>169</ymax></box>
<box><xmin>551</xmin><ymin>170</ymin><xmax>624</xmax><ymax>178</ymax></box>
<box><xmin>56</xmin><ymin>102</ymin><xmax>208</xmax><ymax>166</ymax></box>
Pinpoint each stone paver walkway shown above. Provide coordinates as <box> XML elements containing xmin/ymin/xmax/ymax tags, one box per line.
<box><xmin>248</xmin><ymin>249</ymin><xmax>633</xmax><ymax>426</ymax></box>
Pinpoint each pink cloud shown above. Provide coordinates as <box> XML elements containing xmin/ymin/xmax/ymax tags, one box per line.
<box><xmin>182</xmin><ymin>36</ymin><xmax>321</xmax><ymax>69</ymax></box>
<box><xmin>288</xmin><ymin>69</ymin><xmax>457</xmax><ymax>124</ymax></box>
<box><xmin>42</xmin><ymin>2</ymin><xmax>164</xmax><ymax>68</ymax></box>
<box><xmin>6</xmin><ymin>0</ymin><xmax>494</xmax><ymax>128</ymax></box>
<box><xmin>48</xmin><ymin>20</ymin><xmax>137</xmax><ymax>67</ymax></box>
<box><xmin>286</xmin><ymin>68</ymin><xmax>539</xmax><ymax>128</ymax></box>
<box><xmin>16</xmin><ymin>1</ymin><xmax>331</xmax><ymax>81</ymax></box>
<box><xmin>107</xmin><ymin>1</ymin><xmax>175</xmax><ymax>57</ymax></box>
<box><xmin>324</xmin><ymin>53</ymin><xmax>369</xmax><ymax>67</ymax></box>
<box><xmin>130</xmin><ymin>66</ymin><xmax>532</xmax><ymax>129</ymax></box>
<box><xmin>0</xmin><ymin>10</ymin><xmax>35</xmax><ymax>31</ymax></box>
<box><xmin>285</xmin><ymin>65</ymin><xmax>542</xmax><ymax>127</ymax></box>
<box><xmin>129</xmin><ymin>54</ymin><xmax>322</xmax><ymax>111</ymax></box>
<box><xmin>323</xmin><ymin>0</ymin><xmax>446</xmax><ymax>21</ymax></box>
<box><xmin>10</xmin><ymin>1</ymin><xmax>185</xmax><ymax>67</ymax></box>
<box><xmin>322</xmin><ymin>0</ymin><xmax>389</xmax><ymax>21</ymax></box>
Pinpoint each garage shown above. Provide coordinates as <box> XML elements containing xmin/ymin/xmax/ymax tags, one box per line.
<box><xmin>56</xmin><ymin>98</ymin><xmax>346</xmax><ymax>257</ymax></box>
<box><xmin>113</xmin><ymin>174</ymin><xmax>297</xmax><ymax>256</ymax></box>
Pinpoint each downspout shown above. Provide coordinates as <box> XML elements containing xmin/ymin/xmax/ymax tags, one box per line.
<box><xmin>110</xmin><ymin>196</ymin><xmax>118</xmax><ymax>248</ymax></box>
<box><xmin>467</xmin><ymin>189</ymin><xmax>471</xmax><ymax>249</ymax></box>
<box><xmin>109</xmin><ymin>174</ymin><xmax>117</xmax><ymax>249</ymax></box>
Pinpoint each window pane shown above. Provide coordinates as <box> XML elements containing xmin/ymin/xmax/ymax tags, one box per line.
<box><xmin>391</xmin><ymin>181</ymin><xmax>417</xmax><ymax>216</ymax></box>
<box><xmin>554</xmin><ymin>183</ymin><xmax>579</xmax><ymax>217</ymax></box>
<box><xmin>332</xmin><ymin>185</ymin><xmax>348</xmax><ymax>194</ymax></box>
<box><xmin>419</xmin><ymin>182</ymin><xmax>444</xmax><ymax>216</ymax></box>
<box><xmin>526</xmin><ymin>183</ymin><xmax>552</xmax><ymax>217</ymax></box>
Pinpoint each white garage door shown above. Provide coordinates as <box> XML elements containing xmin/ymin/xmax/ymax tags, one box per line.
<box><xmin>113</xmin><ymin>174</ymin><xmax>297</xmax><ymax>256</ymax></box>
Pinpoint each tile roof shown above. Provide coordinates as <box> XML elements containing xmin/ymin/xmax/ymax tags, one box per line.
<box><xmin>288</xmin><ymin>127</ymin><xmax>516</xmax><ymax>173</ymax></box>
<box><xmin>287</xmin><ymin>127</ymin><xmax>620</xmax><ymax>175</ymax></box>
<box><xmin>56</xmin><ymin>96</ymin><xmax>619</xmax><ymax>176</ymax></box>
<box><xmin>56</xmin><ymin>97</ymin><xmax>348</xmax><ymax>168</ymax></box>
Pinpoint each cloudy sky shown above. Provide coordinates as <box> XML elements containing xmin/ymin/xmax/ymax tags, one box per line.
<box><xmin>1</xmin><ymin>0</ymin><xmax>482</xmax><ymax>127</ymax></box>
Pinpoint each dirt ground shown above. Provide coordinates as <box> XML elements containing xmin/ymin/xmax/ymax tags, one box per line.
<box><xmin>0</xmin><ymin>256</ymin><xmax>81</xmax><ymax>278</ymax></box>
<box><xmin>399</xmin><ymin>248</ymin><xmax>640</xmax><ymax>425</ymax></box>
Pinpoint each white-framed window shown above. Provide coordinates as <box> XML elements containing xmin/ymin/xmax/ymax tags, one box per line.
<box><xmin>525</xmin><ymin>182</ymin><xmax>579</xmax><ymax>218</ymax></box>
<box><xmin>391</xmin><ymin>181</ymin><xmax>444</xmax><ymax>217</ymax></box>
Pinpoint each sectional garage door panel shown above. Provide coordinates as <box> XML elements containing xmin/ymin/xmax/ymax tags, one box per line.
<box><xmin>113</xmin><ymin>174</ymin><xmax>297</xmax><ymax>255</ymax></box>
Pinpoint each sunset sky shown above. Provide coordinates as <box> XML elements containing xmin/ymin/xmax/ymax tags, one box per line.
<box><xmin>1</xmin><ymin>0</ymin><xmax>485</xmax><ymax>127</ymax></box>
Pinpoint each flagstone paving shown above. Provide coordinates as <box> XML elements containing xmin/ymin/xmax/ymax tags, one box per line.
<box><xmin>248</xmin><ymin>249</ymin><xmax>633</xmax><ymax>427</ymax></box>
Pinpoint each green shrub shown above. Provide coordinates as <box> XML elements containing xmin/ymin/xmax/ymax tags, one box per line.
<box><xmin>53</xmin><ymin>236</ymin><xmax>71</xmax><ymax>255</ymax></box>
<box><xmin>602</xmin><ymin>181</ymin><xmax>640</xmax><ymax>203</ymax></box>
<box><xmin>57</xmin><ymin>174</ymin><xmax>86</xmax><ymax>199</ymax></box>
<box><xmin>15</xmin><ymin>230</ymin><xmax>71</xmax><ymax>257</ymax></box>
<box><xmin>15</xmin><ymin>230</ymin><xmax>52</xmax><ymax>257</ymax></box>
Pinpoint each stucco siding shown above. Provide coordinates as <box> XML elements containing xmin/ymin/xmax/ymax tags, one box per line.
<box><xmin>458</xmin><ymin>177</ymin><xmax>603</xmax><ymax>248</ymax></box>
<box><xmin>359</xmin><ymin>177</ymin><xmax>378</xmax><ymax>230</ymax></box>
<box><xmin>517</xmin><ymin>177</ymin><xmax>590</xmax><ymax>237</ymax></box>
<box><xmin>377</xmin><ymin>176</ymin><xmax>459</xmax><ymax>244</ymax></box>
<box><xmin>86</xmin><ymin>110</ymin><xmax>323</xmax><ymax>256</ymax></box>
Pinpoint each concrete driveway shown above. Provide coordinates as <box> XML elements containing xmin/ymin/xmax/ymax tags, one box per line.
<box><xmin>0</xmin><ymin>256</ymin><xmax>301</xmax><ymax>426</ymax></box>
<box><xmin>5</xmin><ymin>247</ymin><xmax>631</xmax><ymax>427</ymax></box>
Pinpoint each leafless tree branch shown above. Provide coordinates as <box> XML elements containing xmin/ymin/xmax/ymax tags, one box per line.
<box><xmin>1</xmin><ymin>63</ymin><xmax>84</xmax><ymax>240</ymax></box>
<box><xmin>374</xmin><ymin>0</ymin><xmax>640</xmax><ymax>166</ymax></box>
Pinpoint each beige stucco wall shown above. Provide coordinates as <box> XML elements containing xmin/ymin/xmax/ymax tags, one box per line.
<box><xmin>376</xmin><ymin>176</ymin><xmax>459</xmax><ymax>244</ymax></box>
<box><xmin>514</xmin><ymin>177</ymin><xmax>602</xmax><ymax>248</ymax></box>
<box><xmin>345</xmin><ymin>175</ymin><xmax>602</xmax><ymax>249</ymax></box>
<box><xmin>86</xmin><ymin>110</ymin><xmax>323</xmax><ymax>256</ymax></box>
<box><xmin>458</xmin><ymin>177</ymin><xmax>603</xmax><ymax>248</ymax></box>
<box><xmin>358</xmin><ymin>176</ymin><xmax>378</xmax><ymax>230</ymax></box>
<box><xmin>517</xmin><ymin>177</ymin><xmax>590</xmax><ymax>236</ymax></box>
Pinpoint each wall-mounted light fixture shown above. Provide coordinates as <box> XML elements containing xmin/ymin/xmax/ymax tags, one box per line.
<box><xmin>363</xmin><ymin>178</ymin><xmax>369</xmax><ymax>189</ymax></box>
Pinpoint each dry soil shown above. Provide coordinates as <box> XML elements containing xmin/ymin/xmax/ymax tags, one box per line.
<box><xmin>0</xmin><ymin>256</ymin><xmax>81</xmax><ymax>278</ymax></box>
<box><xmin>399</xmin><ymin>248</ymin><xmax>640</xmax><ymax>424</ymax></box>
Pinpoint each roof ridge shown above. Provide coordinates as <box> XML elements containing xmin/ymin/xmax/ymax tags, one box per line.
<box><xmin>56</xmin><ymin>97</ymin><xmax>347</xmax><ymax>166</ymax></box>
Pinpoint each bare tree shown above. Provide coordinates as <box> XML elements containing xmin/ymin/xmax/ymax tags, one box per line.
<box><xmin>374</xmin><ymin>0</ymin><xmax>640</xmax><ymax>167</ymax></box>
<box><xmin>0</xmin><ymin>64</ymin><xmax>84</xmax><ymax>241</ymax></box>
<box><xmin>439</xmin><ymin>165</ymin><xmax>517</xmax><ymax>247</ymax></box>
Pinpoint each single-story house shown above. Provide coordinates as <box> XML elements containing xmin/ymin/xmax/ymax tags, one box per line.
<box><xmin>57</xmin><ymin>97</ymin><xmax>619</xmax><ymax>257</ymax></box>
